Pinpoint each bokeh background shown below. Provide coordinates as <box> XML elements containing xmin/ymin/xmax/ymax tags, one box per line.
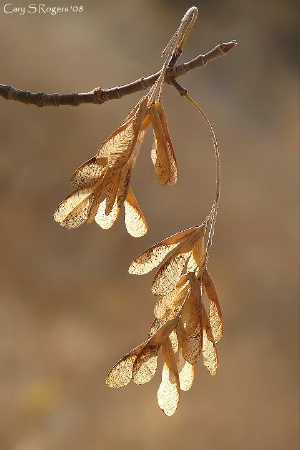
<box><xmin>0</xmin><ymin>1</ymin><xmax>299</xmax><ymax>449</ymax></box>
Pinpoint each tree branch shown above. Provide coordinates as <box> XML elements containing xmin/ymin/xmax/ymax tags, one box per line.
<box><xmin>0</xmin><ymin>41</ymin><xmax>236</xmax><ymax>108</ymax></box>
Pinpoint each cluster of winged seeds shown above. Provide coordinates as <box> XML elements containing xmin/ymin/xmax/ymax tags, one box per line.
<box><xmin>54</xmin><ymin>94</ymin><xmax>177</xmax><ymax>237</ymax></box>
<box><xmin>53</xmin><ymin>7</ymin><xmax>224</xmax><ymax>417</ymax></box>
<box><xmin>106</xmin><ymin>224</ymin><xmax>223</xmax><ymax>416</ymax></box>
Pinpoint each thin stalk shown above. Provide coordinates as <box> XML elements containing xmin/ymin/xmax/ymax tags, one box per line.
<box><xmin>184</xmin><ymin>94</ymin><xmax>220</xmax><ymax>266</ymax></box>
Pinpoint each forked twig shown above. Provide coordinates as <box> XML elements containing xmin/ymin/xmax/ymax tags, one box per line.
<box><xmin>0</xmin><ymin>41</ymin><xmax>236</xmax><ymax>107</ymax></box>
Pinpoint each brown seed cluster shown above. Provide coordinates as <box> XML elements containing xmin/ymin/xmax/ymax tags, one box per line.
<box><xmin>106</xmin><ymin>225</ymin><xmax>223</xmax><ymax>416</ymax></box>
<box><xmin>54</xmin><ymin>96</ymin><xmax>177</xmax><ymax>237</ymax></box>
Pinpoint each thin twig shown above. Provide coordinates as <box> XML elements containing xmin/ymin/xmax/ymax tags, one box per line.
<box><xmin>0</xmin><ymin>41</ymin><xmax>236</xmax><ymax>108</ymax></box>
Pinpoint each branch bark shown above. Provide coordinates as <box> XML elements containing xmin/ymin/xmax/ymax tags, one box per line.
<box><xmin>0</xmin><ymin>41</ymin><xmax>236</xmax><ymax>108</ymax></box>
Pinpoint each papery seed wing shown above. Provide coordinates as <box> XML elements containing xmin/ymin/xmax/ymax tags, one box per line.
<box><xmin>157</xmin><ymin>338</ymin><xmax>180</xmax><ymax>416</ymax></box>
<box><xmin>202</xmin><ymin>270</ymin><xmax>223</xmax><ymax>343</ymax></box>
<box><xmin>151</xmin><ymin>225</ymin><xmax>206</xmax><ymax>295</ymax></box>
<box><xmin>177</xmin><ymin>318</ymin><xmax>202</xmax><ymax>366</ymax></box>
<box><xmin>148</xmin><ymin>317</ymin><xmax>179</xmax><ymax>347</ymax></box>
<box><xmin>124</xmin><ymin>187</ymin><xmax>148</xmax><ymax>237</ymax></box>
<box><xmin>187</xmin><ymin>236</ymin><xmax>205</xmax><ymax>273</ymax></box>
<box><xmin>156</xmin><ymin>101</ymin><xmax>178</xmax><ymax>184</ymax></box>
<box><xmin>95</xmin><ymin>197</ymin><xmax>120</xmax><ymax>229</ymax></box>
<box><xmin>106</xmin><ymin>354</ymin><xmax>137</xmax><ymax>388</ymax></box>
<box><xmin>151</xmin><ymin>251</ymin><xmax>190</xmax><ymax>296</ymax></box>
<box><xmin>71</xmin><ymin>157</ymin><xmax>106</xmax><ymax>189</ymax></box>
<box><xmin>169</xmin><ymin>330</ymin><xmax>178</xmax><ymax>353</ymax></box>
<box><xmin>202</xmin><ymin>308</ymin><xmax>219</xmax><ymax>376</ymax></box>
<box><xmin>129</xmin><ymin>227</ymin><xmax>197</xmax><ymax>275</ymax></box>
<box><xmin>148</xmin><ymin>318</ymin><xmax>163</xmax><ymax>339</ymax></box>
<box><xmin>180</xmin><ymin>274</ymin><xmax>201</xmax><ymax>335</ymax></box>
<box><xmin>117</xmin><ymin>165</ymin><xmax>132</xmax><ymax>207</ymax></box>
<box><xmin>177</xmin><ymin>281</ymin><xmax>203</xmax><ymax>365</ymax></box>
<box><xmin>86</xmin><ymin>184</ymin><xmax>106</xmax><ymax>224</ymax></box>
<box><xmin>150</xmin><ymin>103</ymin><xmax>171</xmax><ymax>186</ymax></box>
<box><xmin>132</xmin><ymin>346</ymin><xmax>159</xmax><ymax>385</ymax></box>
<box><xmin>100</xmin><ymin>121</ymin><xmax>135</xmax><ymax>170</ymax></box>
<box><xmin>97</xmin><ymin>97</ymin><xmax>148</xmax><ymax>171</ymax></box>
<box><xmin>177</xmin><ymin>348</ymin><xmax>194</xmax><ymax>391</ymax></box>
<box><xmin>106</xmin><ymin>342</ymin><xmax>146</xmax><ymax>388</ymax></box>
<box><xmin>54</xmin><ymin>187</ymin><xmax>95</xmax><ymax>229</ymax></box>
<box><xmin>154</xmin><ymin>277</ymin><xmax>190</xmax><ymax>320</ymax></box>
<box><xmin>130</xmin><ymin>128</ymin><xmax>147</xmax><ymax>170</ymax></box>
<box><xmin>105</xmin><ymin>170</ymin><xmax>121</xmax><ymax>215</ymax></box>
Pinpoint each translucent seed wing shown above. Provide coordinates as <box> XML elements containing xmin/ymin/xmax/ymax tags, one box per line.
<box><xmin>148</xmin><ymin>318</ymin><xmax>162</xmax><ymax>339</ymax></box>
<box><xmin>54</xmin><ymin>187</ymin><xmax>95</xmax><ymax>229</ymax></box>
<box><xmin>180</xmin><ymin>274</ymin><xmax>201</xmax><ymax>335</ymax></box>
<box><xmin>156</xmin><ymin>101</ymin><xmax>178</xmax><ymax>184</ymax></box>
<box><xmin>187</xmin><ymin>236</ymin><xmax>205</xmax><ymax>273</ymax></box>
<box><xmin>105</xmin><ymin>170</ymin><xmax>121</xmax><ymax>215</ymax></box>
<box><xmin>202</xmin><ymin>270</ymin><xmax>223</xmax><ymax>344</ymax></box>
<box><xmin>131</xmin><ymin>317</ymin><xmax>179</xmax><ymax>386</ymax></box>
<box><xmin>130</xmin><ymin>128</ymin><xmax>147</xmax><ymax>170</ymax></box>
<box><xmin>106</xmin><ymin>354</ymin><xmax>137</xmax><ymax>388</ymax></box>
<box><xmin>116</xmin><ymin>165</ymin><xmax>132</xmax><ymax>207</ymax></box>
<box><xmin>151</xmin><ymin>251</ymin><xmax>190</xmax><ymax>296</ymax></box>
<box><xmin>95</xmin><ymin>197</ymin><xmax>120</xmax><ymax>229</ymax></box>
<box><xmin>97</xmin><ymin>97</ymin><xmax>148</xmax><ymax>171</ymax></box>
<box><xmin>106</xmin><ymin>342</ymin><xmax>146</xmax><ymax>388</ymax></box>
<box><xmin>169</xmin><ymin>330</ymin><xmax>179</xmax><ymax>353</ymax></box>
<box><xmin>202</xmin><ymin>308</ymin><xmax>219</xmax><ymax>376</ymax></box>
<box><xmin>86</xmin><ymin>184</ymin><xmax>106</xmax><ymax>224</ymax></box>
<box><xmin>148</xmin><ymin>317</ymin><xmax>179</xmax><ymax>347</ymax></box>
<box><xmin>154</xmin><ymin>279</ymin><xmax>190</xmax><ymax>320</ymax></box>
<box><xmin>132</xmin><ymin>346</ymin><xmax>159</xmax><ymax>385</ymax></box>
<box><xmin>70</xmin><ymin>157</ymin><xmax>106</xmax><ymax>189</ymax></box>
<box><xmin>177</xmin><ymin>349</ymin><xmax>195</xmax><ymax>391</ymax></box>
<box><xmin>151</xmin><ymin>226</ymin><xmax>206</xmax><ymax>294</ymax></box>
<box><xmin>100</xmin><ymin>121</ymin><xmax>136</xmax><ymax>170</ymax></box>
<box><xmin>129</xmin><ymin>227</ymin><xmax>197</xmax><ymax>275</ymax></box>
<box><xmin>177</xmin><ymin>318</ymin><xmax>202</xmax><ymax>366</ymax></box>
<box><xmin>157</xmin><ymin>338</ymin><xmax>180</xmax><ymax>416</ymax></box>
<box><xmin>176</xmin><ymin>278</ymin><xmax>203</xmax><ymax>365</ymax></box>
<box><xmin>124</xmin><ymin>187</ymin><xmax>148</xmax><ymax>238</ymax></box>
<box><xmin>150</xmin><ymin>103</ymin><xmax>171</xmax><ymax>186</ymax></box>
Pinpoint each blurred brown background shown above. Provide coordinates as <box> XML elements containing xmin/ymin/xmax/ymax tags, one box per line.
<box><xmin>0</xmin><ymin>0</ymin><xmax>299</xmax><ymax>449</ymax></box>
